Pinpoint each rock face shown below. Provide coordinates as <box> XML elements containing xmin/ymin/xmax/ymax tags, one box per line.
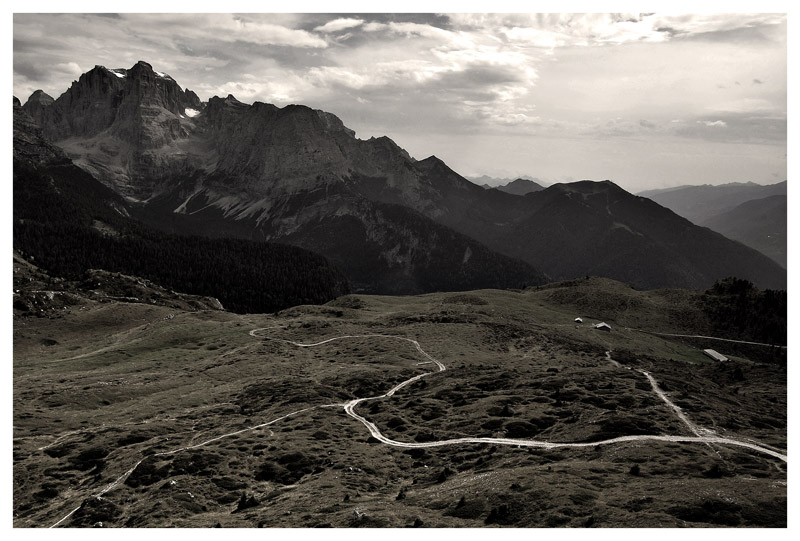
<box><xmin>19</xmin><ymin>63</ymin><xmax>547</xmax><ymax>294</ymax></box>
<box><xmin>22</xmin><ymin>61</ymin><xmax>787</xmax><ymax>293</ymax></box>
<box><xmin>14</xmin><ymin>97</ymin><xmax>67</xmax><ymax>164</ymax></box>
<box><xmin>29</xmin><ymin>61</ymin><xmax>200</xmax><ymax>144</ymax></box>
<box><xmin>23</xmin><ymin>61</ymin><xmax>202</xmax><ymax>198</ymax></box>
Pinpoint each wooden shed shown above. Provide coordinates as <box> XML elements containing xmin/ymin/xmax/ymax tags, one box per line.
<box><xmin>703</xmin><ymin>349</ymin><xmax>728</xmax><ymax>362</ymax></box>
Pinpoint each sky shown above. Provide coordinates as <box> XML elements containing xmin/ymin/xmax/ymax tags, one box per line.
<box><xmin>11</xmin><ymin>6</ymin><xmax>789</xmax><ymax>192</ymax></box>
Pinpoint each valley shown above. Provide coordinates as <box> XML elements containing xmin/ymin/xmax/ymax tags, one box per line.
<box><xmin>12</xmin><ymin>14</ymin><xmax>789</xmax><ymax>532</ymax></box>
<box><xmin>13</xmin><ymin>279</ymin><xmax>786</xmax><ymax>527</ymax></box>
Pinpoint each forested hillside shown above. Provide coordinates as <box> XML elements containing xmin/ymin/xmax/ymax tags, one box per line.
<box><xmin>13</xmin><ymin>159</ymin><xmax>350</xmax><ymax>313</ymax></box>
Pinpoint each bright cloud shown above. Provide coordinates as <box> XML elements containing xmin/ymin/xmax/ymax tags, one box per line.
<box><xmin>314</xmin><ymin>18</ymin><xmax>364</xmax><ymax>33</ymax></box>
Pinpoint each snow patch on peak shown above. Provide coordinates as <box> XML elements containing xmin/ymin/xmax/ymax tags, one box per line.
<box><xmin>184</xmin><ymin>108</ymin><xmax>200</xmax><ymax>118</ymax></box>
<box><xmin>108</xmin><ymin>68</ymin><xmax>126</xmax><ymax>78</ymax></box>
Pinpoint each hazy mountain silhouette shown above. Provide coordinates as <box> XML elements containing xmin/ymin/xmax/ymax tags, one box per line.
<box><xmin>701</xmin><ymin>195</ymin><xmax>786</xmax><ymax>268</ymax></box>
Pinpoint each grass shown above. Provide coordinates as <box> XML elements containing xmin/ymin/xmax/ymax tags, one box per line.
<box><xmin>13</xmin><ymin>283</ymin><xmax>786</xmax><ymax>527</ymax></box>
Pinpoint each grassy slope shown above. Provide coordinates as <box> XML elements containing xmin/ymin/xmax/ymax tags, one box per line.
<box><xmin>13</xmin><ymin>283</ymin><xmax>786</xmax><ymax>528</ymax></box>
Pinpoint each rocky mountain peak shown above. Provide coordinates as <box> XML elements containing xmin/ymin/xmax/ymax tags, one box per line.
<box><xmin>414</xmin><ymin>155</ymin><xmax>463</xmax><ymax>179</ymax></box>
<box><xmin>118</xmin><ymin>61</ymin><xmax>199</xmax><ymax>115</ymax></box>
<box><xmin>315</xmin><ymin>109</ymin><xmax>356</xmax><ymax>138</ymax></box>
<box><xmin>35</xmin><ymin>62</ymin><xmax>200</xmax><ymax>144</ymax></box>
<box><xmin>13</xmin><ymin>99</ymin><xmax>66</xmax><ymax>164</ymax></box>
<box><xmin>21</xmin><ymin>90</ymin><xmax>55</xmax><ymax>128</ymax></box>
<box><xmin>26</xmin><ymin>89</ymin><xmax>55</xmax><ymax>106</ymax></box>
<box><xmin>551</xmin><ymin>179</ymin><xmax>621</xmax><ymax>194</ymax></box>
<box><xmin>223</xmin><ymin>94</ymin><xmax>247</xmax><ymax>106</ymax></box>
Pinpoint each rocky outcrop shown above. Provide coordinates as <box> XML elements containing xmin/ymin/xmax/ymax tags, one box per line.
<box><xmin>110</xmin><ymin>61</ymin><xmax>200</xmax><ymax>148</ymax></box>
<box><xmin>23</xmin><ymin>62</ymin><xmax>447</xmax><ymax>209</ymax></box>
<box><xmin>22</xmin><ymin>61</ymin><xmax>205</xmax><ymax>199</ymax></box>
<box><xmin>32</xmin><ymin>61</ymin><xmax>200</xmax><ymax>146</ymax></box>
<box><xmin>200</xmin><ymin>98</ymin><xmax>354</xmax><ymax>192</ymax></box>
<box><xmin>20</xmin><ymin>89</ymin><xmax>55</xmax><ymax>128</ymax></box>
<box><xmin>14</xmin><ymin>98</ymin><xmax>67</xmax><ymax>164</ymax></box>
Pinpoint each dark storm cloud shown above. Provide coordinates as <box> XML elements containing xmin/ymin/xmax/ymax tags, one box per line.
<box><xmin>441</xmin><ymin>63</ymin><xmax>524</xmax><ymax>87</ymax></box>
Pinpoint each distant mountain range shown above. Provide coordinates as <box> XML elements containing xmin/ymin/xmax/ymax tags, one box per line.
<box><xmin>638</xmin><ymin>182</ymin><xmax>786</xmax><ymax>225</ymax></box>
<box><xmin>701</xmin><ymin>195</ymin><xmax>786</xmax><ymax>268</ymax></box>
<box><xmin>468</xmin><ymin>174</ymin><xmax>547</xmax><ymax>188</ymax></box>
<box><xmin>639</xmin><ymin>182</ymin><xmax>787</xmax><ymax>268</ymax></box>
<box><xmin>485</xmin><ymin>178</ymin><xmax>546</xmax><ymax>196</ymax></box>
<box><xmin>15</xmin><ymin>61</ymin><xmax>787</xmax><ymax>295</ymax></box>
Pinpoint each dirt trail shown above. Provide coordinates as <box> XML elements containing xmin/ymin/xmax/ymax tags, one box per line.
<box><xmin>627</xmin><ymin>328</ymin><xmax>787</xmax><ymax>349</ymax></box>
<box><xmin>47</xmin><ymin>327</ymin><xmax>786</xmax><ymax>527</ymax></box>
<box><xmin>259</xmin><ymin>331</ymin><xmax>784</xmax><ymax>461</ymax></box>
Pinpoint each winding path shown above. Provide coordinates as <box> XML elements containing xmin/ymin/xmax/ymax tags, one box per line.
<box><xmin>627</xmin><ymin>328</ymin><xmax>787</xmax><ymax>349</ymax></box>
<box><xmin>251</xmin><ymin>329</ymin><xmax>786</xmax><ymax>461</ymax></box>
<box><xmin>47</xmin><ymin>326</ymin><xmax>786</xmax><ymax>527</ymax></box>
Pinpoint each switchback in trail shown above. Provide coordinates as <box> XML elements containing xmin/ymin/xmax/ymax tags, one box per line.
<box><xmin>49</xmin><ymin>326</ymin><xmax>787</xmax><ymax>527</ymax></box>
<box><xmin>250</xmin><ymin>329</ymin><xmax>786</xmax><ymax>461</ymax></box>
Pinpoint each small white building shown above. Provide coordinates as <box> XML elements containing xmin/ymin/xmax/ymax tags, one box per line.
<box><xmin>593</xmin><ymin>322</ymin><xmax>611</xmax><ymax>332</ymax></box>
<box><xmin>703</xmin><ymin>349</ymin><xmax>728</xmax><ymax>362</ymax></box>
<box><xmin>574</xmin><ymin>317</ymin><xmax>583</xmax><ymax>323</ymax></box>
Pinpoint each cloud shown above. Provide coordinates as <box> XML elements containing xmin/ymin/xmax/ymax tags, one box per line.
<box><xmin>709</xmin><ymin>98</ymin><xmax>780</xmax><ymax>114</ymax></box>
<box><xmin>11</xmin><ymin>13</ymin><xmax>785</xmax><ymax>191</ymax></box>
<box><xmin>699</xmin><ymin>120</ymin><xmax>727</xmax><ymax>127</ymax></box>
<box><xmin>650</xmin><ymin>14</ymin><xmax>785</xmax><ymax>41</ymax></box>
<box><xmin>55</xmin><ymin>62</ymin><xmax>83</xmax><ymax>76</ymax></box>
<box><xmin>445</xmin><ymin>13</ymin><xmax>786</xmax><ymax>50</ymax></box>
<box><xmin>314</xmin><ymin>18</ymin><xmax>363</xmax><ymax>33</ymax></box>
<box><xmin>144</xmin><ymin>14</ymin><xmax>329</xmax><ymax>48</ymax></box>
<box><xmin>675</xmin><ymin>113</ymin><xmax>785</xmax><ymax>143</ymax></box>
<box><xmin>362</xmin><ymin>20</ymin><xmax>470</xmax><ymax>47</ymax></box>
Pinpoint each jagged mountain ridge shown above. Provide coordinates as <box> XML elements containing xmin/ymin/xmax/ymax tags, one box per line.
<box><xmin>17</xmin><ymin>69</ymin><xmax>547</xmax><ymax>295</ymax></box>
<box><xmin>21</xmin><ymin>61</ymin><xmax>786</xmax><ymax>292</ymax></box>
<box><xmin>13</xmin><ymin>99</ymin><xmax>352</xmax><ymax>312</ymax></box>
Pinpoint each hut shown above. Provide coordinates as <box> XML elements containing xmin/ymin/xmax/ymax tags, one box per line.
<box><xmin>593</xmin><ymin>322</ymin><xmax>611</xmax><ymax>332</ymax></box>
<box><xmin>703</xmin><ymin>349</ymin><xmax>728</xmax><ymax>362</ymax></box>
